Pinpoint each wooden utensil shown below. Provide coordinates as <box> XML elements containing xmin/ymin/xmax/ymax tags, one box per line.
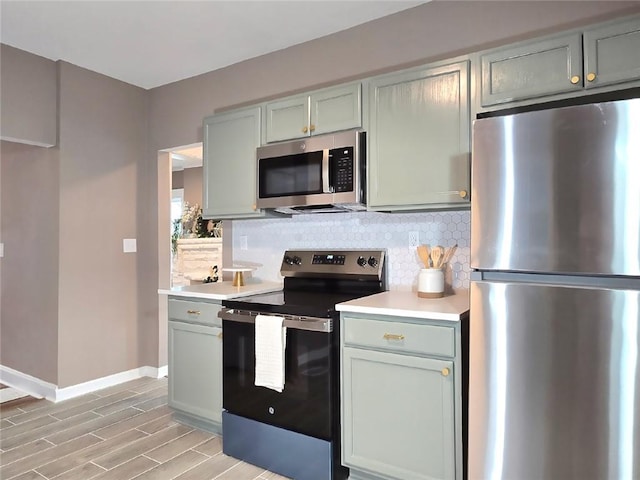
<box><xmin>443</xmin><ymin>244</ymin><xmax>458</xmax><ymax>265</ymax></box>
<box><xmin>437</xmin><ymin>246</ymin><xmax>445</xmax><ymax>268</ymax></box>
<box><xmin>430</xmin><ymin>245</ymin><xmax>444</xmax><ymax>269</ymax></box>
<box><xmin>417</xmin><ymin>245</ymin><xmax>431</xmax><ymax>268</ymax></box>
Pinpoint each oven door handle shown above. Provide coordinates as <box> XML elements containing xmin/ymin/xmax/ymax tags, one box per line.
<box><xmin>218</xmin><ymin>308</ymin><xmax>332</xmax><ymax>333</ymax></box>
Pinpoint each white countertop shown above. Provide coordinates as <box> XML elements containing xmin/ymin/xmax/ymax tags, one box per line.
<box><xmin>337</xmin><ymin>289</ymin><xmax>469</xmax><ymax>322</ymax></box>
<box><xmin>158</xmin><ymin>280</ymin><xmax>283</xmax><ymax>301</ymax></box>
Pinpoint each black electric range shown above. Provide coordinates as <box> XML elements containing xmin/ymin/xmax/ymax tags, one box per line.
<box><xmin>219</xmin><ymin>250</ymin><xmax>386</xmax><ymax>480</ymax></box>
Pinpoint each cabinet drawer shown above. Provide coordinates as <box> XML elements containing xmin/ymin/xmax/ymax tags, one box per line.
<box><xmin>168</xmin><ymin>299</ymin><xmax>221</xmax><ymax>326</ymax></box>
<box><xmin>343</xmin><ymin>317</ymin><xmax>455</xmax><ymax>357</ymax></box>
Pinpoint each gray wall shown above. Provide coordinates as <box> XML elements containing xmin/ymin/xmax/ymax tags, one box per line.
<box><xmin>182</xmin><ymin>167</ymin><xmax>203</xmax><ymax>208</ymax></box>
<box><xmin>0</xmin><ymin>141</ymin><xmax>59</xmax><ymax>384</ymax></box>
<box><xmin>56</xmin><ymin>62</ymin><xmax>148</xmax><ymax>387</ymax></box>
<box><xmin>1</xmin><ymin>61</ymin><xmax>148</xmax><ymax>388</ymax></box>
<box><xmin>171</xmin><ymin>166</ymin><xmax>203</xmax><ymax>208</ymax></box>
<box><xmin>171</xmin><ymin>170</ymin><xmax>183</xmax><ymax>190</ymax></box>
<box><xmin>2</xmin><ymin>1</ymin><xmax>639</xmax><ymax>389</ymax></box>
<box><xmin>0</xmin><ymin>45</ymin><xmax>57</xmax><ymax>147</ymax></box>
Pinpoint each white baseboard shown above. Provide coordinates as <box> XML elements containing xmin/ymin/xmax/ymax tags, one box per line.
<box><xmin>0</xmin><ymin>387</ymin><xmax>30</xmax><ymax>403</ymax></box>
<box><xmin>0</xmin><ymin>364</ymin><xmax>169</xmax><ymax>403</ymax></box>
<box><xmin>139</xmin><ymin>365</ymin><xmax>168</xmax><ymax>379</ymax></box>
<box><xmin>0</xmin><ymin>365</ymin><xmax>53</xmax><ymax>400</ymax></box>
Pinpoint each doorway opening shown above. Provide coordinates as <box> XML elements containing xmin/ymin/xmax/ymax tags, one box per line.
<box><xmin>157</xmin><ymin>143</ymin><xmax>228</xmax><ymax>293</ymax></box>
<box><xmin>168</xmin><ymin>144</ymin><xmax>207</xmax><ymax>287</ymax></box>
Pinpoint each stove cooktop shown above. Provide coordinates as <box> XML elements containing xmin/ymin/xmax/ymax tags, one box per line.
<box><xmin>223</xmin><ymin>249</ymin><xmax>387</xmax><ymax>318</ymax></box>
<box><xmin>222</xmin><ymin>289</ymin><xmax>376</xmax><ymax>318</ymax></box>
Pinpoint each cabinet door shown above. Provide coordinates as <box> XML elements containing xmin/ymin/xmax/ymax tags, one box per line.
<box><xmin>584</xmin><ymin>17</ymin><xmax>640</xmax><ymax>89</ymax></box>
<box><xmin>310</xmin><ymin>83</ymin><xmax>361</xmax><ymax>136</ymax></box>
<box><xmin>480</xmin><ymin>33</ymin><xmax>583</xmax><ymax>106</ymax></box>
<box><xmin>168</xmin><ymin>320</ymin><xmax>222</xmax><ymax>424</ymax></box>
<box><xmin>265</xmin><ymin>95</ymin><xmax>310</xmax><ymax>143</ymax></box>
<box><xmin>202</xmin><ymin>106</ymin><xmax>263</xmax><ymax>219</ymax></box>
<box><xmin>342</xmin><ymin>347</ymin><xmax>455</xmax><ymax>480</ymax></box>
<box><xmin>368</xmin><ymin>61</ymin><xmax>470</xmax><ymax>211</ymax></box>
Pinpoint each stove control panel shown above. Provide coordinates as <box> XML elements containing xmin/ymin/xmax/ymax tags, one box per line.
<box><xmin>283</xmin><ymin>255</ymin><xmax>302</xmax><ymax>266</ymax></box>
<box><xmin>356</xmin><ymin>255</ymin><xmax>380</xmax><ymax>268</ymax></box>
<box><xmin>313</xmin><ymin>254</ymin><xmax>346</xmax><ymax>265</ymax></box>
<box><xmin>281</xmin><ymin>250</ymin><xmax>386</xmax><ymax>280</ymax></box>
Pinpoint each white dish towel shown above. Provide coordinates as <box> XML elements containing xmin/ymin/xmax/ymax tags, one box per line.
<box><xmin>254</xmin><ymin>314</ymin><xmax>287</xmax><ymax>392</ymax></box>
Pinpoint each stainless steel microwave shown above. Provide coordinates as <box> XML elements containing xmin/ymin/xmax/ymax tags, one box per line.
<box><xmin>256</xmin><ymin>129</ymin><xmax>366</xmax><ymax>214</ymax></box>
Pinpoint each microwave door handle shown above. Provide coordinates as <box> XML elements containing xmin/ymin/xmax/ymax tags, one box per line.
<box><xmin>322</xmin><ymin>149</ymin><xmax>332</xmax><ymax>193</ymax></box>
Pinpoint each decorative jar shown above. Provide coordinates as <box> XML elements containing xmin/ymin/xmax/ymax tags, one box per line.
<box><xmin>417</xmin><ymin>268</ymin><xmax>444</xmax><ymax>298</ymax></box>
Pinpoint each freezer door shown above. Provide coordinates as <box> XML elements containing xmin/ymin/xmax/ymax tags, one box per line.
<box><xmin>471</xmin><ymin>98</ymin><xmax>640</xmax><ymax>275</ymax></box>
<box><xmin>469</xmin><ymin>280</ymin><xmax>640</xmax><ymax>480</ymax></box>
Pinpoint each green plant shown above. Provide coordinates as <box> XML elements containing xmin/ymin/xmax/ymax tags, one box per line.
<box><xmin>196</xmin><ymin>216</ymin><xmax>222</xmax><ymax>238</ymax></box>
<box><xmin>180</xmin><ymin>202</ymin><xmax>200</xmax><ymax>235</ymax></box>
<box><xmin>172</xmin><ymin>203</ymin><xmax>222</xmax><ymax>254</ymax></box>
<box><xmin>171</xmin><ymin>218</ymin><xmax>181</xmax><ymax>255</ymax></box>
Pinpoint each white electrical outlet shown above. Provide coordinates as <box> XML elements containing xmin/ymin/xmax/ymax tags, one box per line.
<box><xmin>0</xmin><ymin>243</ymin><xmax>4</xmax><ymax>258</ymax></box>
<box><xmin>123</xmin><ymin>238</ymin><xmax>137</xmax><ymax>253</ymax></box>
<box><xmin>408</xmin><ymin>231</ymin><xmax>419</xmax><ymax>247</ymax></box>
<box><xmin>240</xmin><ymin>235</ymin><xmax>248</xmax><ymax>251</ymax></box>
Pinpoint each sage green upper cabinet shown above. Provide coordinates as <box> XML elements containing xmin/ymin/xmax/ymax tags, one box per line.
<box><xmin>583</xmin><ymin>16</ymin><xmax>640</xmax><ymax>89</ymax></box>
<box><xmin>311</xmin><ymin>83</ymin><xmax>362</xmax><ymax>136</ymax></box>
<box><xmin>368</xmin><ymin>61</ymin><xmax>470</xmax><ymax>211</ymax></box>
<box><xmin>202</xmin><ymin>105</ymin><xmax>264</xmax><ymax>219</ymax></box>
<box><xmin>265</xmin><ymin>82</ymin><xmax>361</xmax><ymax>143</ymax></box>
<box><xmin>480</xmin><ymin>33</ymin><xmax>583</xmax><ymax>107</ymax></box>
<box><xmin>480</xmin><ymin>16</ymin><xmax>640</xmax><ymax>108</ymax></box>
<box><xmin>265</xmin><ymin>94</ymin><xmax>309</xmax><ymax>142</ymax></box>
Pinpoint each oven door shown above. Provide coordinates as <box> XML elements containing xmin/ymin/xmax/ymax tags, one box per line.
<box><xmin>220</xmin><ymin>309</ymin><xmax>336</xmax><ymax>440</ymax></box>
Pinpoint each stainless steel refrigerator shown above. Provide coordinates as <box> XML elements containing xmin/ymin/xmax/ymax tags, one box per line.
<box><xmin>469</xmin><ymin>98</ymin><xmax>640</xmax><ymax>480</ymax></box>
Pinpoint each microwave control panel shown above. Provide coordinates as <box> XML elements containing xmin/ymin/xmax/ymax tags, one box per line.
<box><xmin>330</xmin><ymin>147</ymin><xmax>354</xmax><ymax>193</ymax></box>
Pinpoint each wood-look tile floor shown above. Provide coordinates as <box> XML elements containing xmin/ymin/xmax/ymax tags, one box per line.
<box><xmin>0</xmin><ymin>377</ymin><xmax>290</xmax><ymax>480</ymax></box>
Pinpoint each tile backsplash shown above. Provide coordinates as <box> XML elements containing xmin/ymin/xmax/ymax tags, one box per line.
<box><xmin>232</xmin><ymin>210</ymin><xmax>470</xmax><ymax>291</ymax></box>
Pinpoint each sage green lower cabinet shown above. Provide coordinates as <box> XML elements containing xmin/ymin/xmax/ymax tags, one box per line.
<box><xmin>343</xmin><ymin>348</ymin><xmax>455</xmax><ymax>480</ymax></box>
<box><xmin>168</xmin><ymin>298</ymin><xmax>222</xmax><ymax>434</ymax></box>
<box><xmin>367</xmin><ymin>61</ymin><xmax>470</xmax><ymax>211</ymax></box>
<box><xmin>341</xmin><ymin>314</ymin><xmax>464</xmax><ymax>480</ymax></box>
<box><xmin>202</xmin><ymin>106</ymin><xmax>264</xmax><ymax>219</ymax></box>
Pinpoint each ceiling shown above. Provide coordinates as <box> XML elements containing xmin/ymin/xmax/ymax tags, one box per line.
<box><xmin>172</xmin><ymin>145</ymin><xmax>203</xmax><ymax>171</ymax></box>
<box><xmin>1</xmin><ymin>1</ymin><xmax>426</xmax><ymax>90</ymax></box>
